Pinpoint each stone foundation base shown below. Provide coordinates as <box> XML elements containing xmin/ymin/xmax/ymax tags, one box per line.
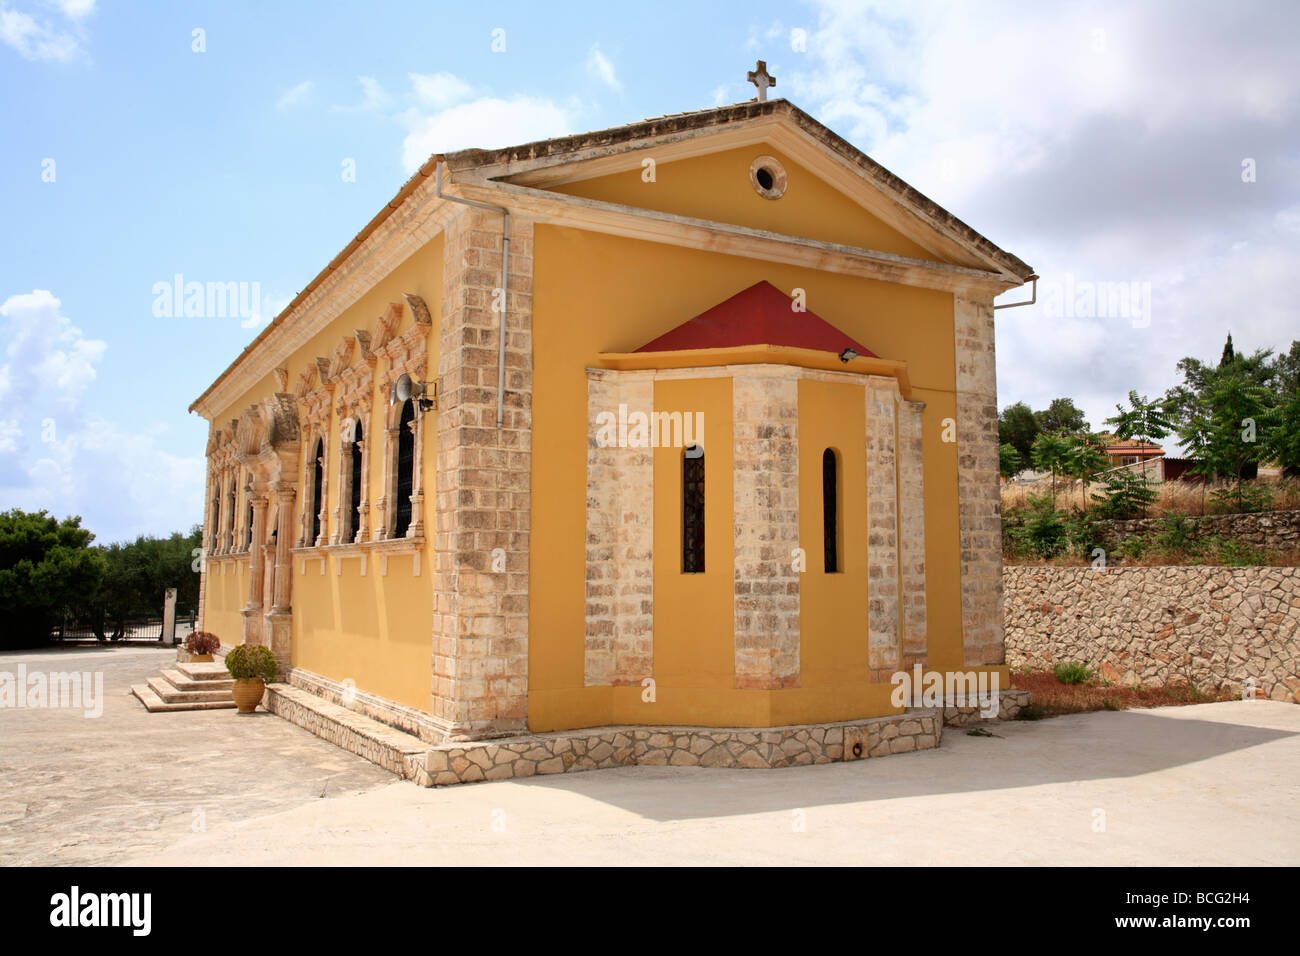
<box><xmin>415</xmin><ymin>710</ymin><xmax>944</xmax><ymax>787</ymax></box>
<box><xmin>941</xmin><ymin>689</ymin><xmax>1033</xmax><ymax>726</ymax></box>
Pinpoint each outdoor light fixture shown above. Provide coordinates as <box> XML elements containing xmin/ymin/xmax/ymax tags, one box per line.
<box><xmin>391</xmin><ymin>372</ymin><xmax>437</xmax><ymax>412</ymax></box>
<box><xmin>839</xmin><ymin>347</ymin><xmax>859</xmax><ymax>363</ymax></box>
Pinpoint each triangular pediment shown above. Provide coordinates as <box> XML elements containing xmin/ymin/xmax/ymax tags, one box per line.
<box><xmin>635</xmin><ymin>281</ymin><xmax>875</xmax><ymax>359</ymax></box>
<box><xmin>441</xmin><ymin>99</ymin><xmax>1033</xmax><ymax>283</ymax></box>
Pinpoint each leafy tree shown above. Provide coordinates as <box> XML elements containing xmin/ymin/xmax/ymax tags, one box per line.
<box><xmin>1033</xmin><ymin>397</ymin><xmax>1089</xmax><ymax>436</ymax></box>
<box><xmin>1104</xmin><ymin>390</ymin><xmax>1174</xmax><ymax>448</ymax></box>
<box><xmin>1267</xmin><ymin>340</ymin><xmax>1300</xmax><ymax>475</ymax></box>
<box><xmin>0</xmin><ymin>510</ymin><xmax>106</xmax><ymax>648</ymax></box>
<box><xmin>1091</xmin><ymin>469</ymin><xmax>1158</xmax><ymax>520</ymax></box>
<box><xmin>999</xmin><ymin>443</ymin><xmax>1022</xmax><ymax>480</ymax></box>
<box><xmin>1063</xmin><ymin>433</ymin><xmax>1109</xmax><ymax>507</ymax></box>
<box><xmin>998</xmin><ymin>401</ymin><xmax>1040</xmax><ymax>463</ymax></box>
<box><xmin>1032</xmin><ymin>432</ymin><xmax>1070</xmax><ymax>508</ymax></box>
<box><xmin>95</xmin><ymin>527</ymin><xmax>203</xmax><ymax>636</ymax></box>
<box><xmin>1201</xmin><ymin>370</ymin><xmax>1273</xmax><ymax>510</ymax></box>
<box><xmin>1103</xmin><ymin>391</ymin><xmax>1173</xmax><ymax>518</ymax></box>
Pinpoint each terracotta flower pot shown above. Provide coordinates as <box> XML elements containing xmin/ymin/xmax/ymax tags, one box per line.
<box><xmin>232</xmin><ymin>678</ymin><xmax>265</xmax><ymax>714</ymax></box>
<box><xmin>191</xmin><ymin>654</ymin><xmax>214</xmax><ymax>663</ymax></box>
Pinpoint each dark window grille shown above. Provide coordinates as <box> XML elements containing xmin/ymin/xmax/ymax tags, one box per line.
<box><xmin>823</xmin><ymin>448</ymin><xmax>839</xmax><ymax>573</ymax></box>
<box><xmin>245</xmin><ymin>501</ymin><xmax>253</xmax><ymax>549</ymax></box>
<box><xmin>350</xmin><ymin>421</ymin><xmax>364</xmax><ymax>541</ymax></box>
<box><xmin>394</xmin><ymin>400</ymin><xmax>415</xmax><ymax>538</ymax></box>
<box><xmin>311</xmin><ymin>437</ymin><xmax>324</xmax><ymax>544</ymax></box>
<box><xmin>682</xmin><ymin>445</ymin><xmax>705</xmax><ymax>573</ymax></box>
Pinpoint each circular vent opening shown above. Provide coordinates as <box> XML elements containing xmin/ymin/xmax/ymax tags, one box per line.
<box><xmin>749</xmin><ymin>155</ymin><xmax>787</xmax><ymax>199</ymax></box>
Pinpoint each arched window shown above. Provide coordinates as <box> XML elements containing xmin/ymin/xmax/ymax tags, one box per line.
<box><xmin>823</xmin><ymin>448</ymin><xmax>840</xmax><ymax>573</ymax></box>
<box><xmin>394</xmin><ymin>399</ymin><xmax>415</xmax><ymax>538</ymax></box>
<box><xmin>682</xmin><ymin>444</ymin><xmax>705</xmax><ymax>573</ymax></box>
<box><xmin>310</xmin><ymin>437</ymin><xmax>324</xmax><ymax>545</ymax></box>
<box><xmin>245</xmin><ymin>499</ymin><xmax>253</xmax><ymax>550</ymax></box>
<box><xmin>349</xmin><ymin>420</ymin><xmax>364</xmax><ymax>542</ymax></box>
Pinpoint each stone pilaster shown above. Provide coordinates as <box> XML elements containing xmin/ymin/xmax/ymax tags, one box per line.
<box><xmin>897</xmin><ymin>399</ymin><xmax>928</xmax><ymax>669</ymax></box>
<box><xmin>954</xmin><ymin>294</ymin><xmax>1004</xmax><ymax>666</ymax></box>
<box><xmin>241</xmin><ymin>487</ymin><xmax>269</xmax><ymax>646</ymax></box>
<box><xmin>584</xmin><ymin>370</ymin><xmax>655</xmax><ymax>686</ymax></box>
<box><xmin>865</xmin><ymin>377</ymin><xmax>900</xmax><ymax>680</ymax></box>
<box><xmin>732</xmin><ymin>369</ymin><xmax>800</xmax><ymax>689</ymax></box>
<box><xmin>430</xmin><ymin>207</ymin><xmax>533</xmax><ymax>739</ymax></box>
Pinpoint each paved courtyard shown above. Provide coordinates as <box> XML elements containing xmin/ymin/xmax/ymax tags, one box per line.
<box><xmin>2</xmin><ymin>646</ymin><xmax>1298</xmax><ymax>865</ymax></box>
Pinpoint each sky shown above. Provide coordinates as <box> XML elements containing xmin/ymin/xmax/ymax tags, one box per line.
<box><xmin>1</xmin><ymin>0</ymin><xmax>1297</xmax><ymax>545</ymax></box>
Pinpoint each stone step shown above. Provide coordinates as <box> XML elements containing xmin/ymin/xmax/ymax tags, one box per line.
<box><xmin>147</xmin><ymin>676</ymin><xmax>234</xmax><ymax>705</ymax></box>
<box><xmin>162</xmin><ymin>669</ymin><xmax>234</xmax><ymax>693</ymax></box>
<box><xmin>262</xmin><ymin>683</ymin><xmax>427</xmax><ymax>781</ymax></box>
<box><xmin>175</xmin><ymin>661</ymin><xmax>234</xmax><ymax>682</ymax></box>
<box><xmin>131</xmin><ymin>683</ymin><xmax>236</xmax><ymax>713</ymax></box>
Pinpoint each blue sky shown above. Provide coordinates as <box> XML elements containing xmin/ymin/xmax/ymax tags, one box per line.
<box><xmin>2</xmin><ymin>0</ymin><xmax>1298</xmax><ymax>544</ymax></box>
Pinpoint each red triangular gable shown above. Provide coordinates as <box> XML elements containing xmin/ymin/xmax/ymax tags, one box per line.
<box><xmin>634</xmin><ymin>281</ymin><xmax>876</xmax><ymax>357</ymax></box>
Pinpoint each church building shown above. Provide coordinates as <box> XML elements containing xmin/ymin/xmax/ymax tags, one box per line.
<box><xmin>190</xmin><ymin>76</ymin><xmax>1034</xmax><ymax>745</ymax></box>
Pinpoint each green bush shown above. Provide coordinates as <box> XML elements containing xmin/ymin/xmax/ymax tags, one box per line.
<box><xmin>1208</xmin><ymin>536</ymin><xmax>1265</xmax><ymax>567</ymax></box>
<box><xmin>1053</xmin><ymin>661</ymin><xmax>1094</xmax><ymax>685</ymax></box>
<box><xmin>1209</xmin><ymin>483</ymin><xmax>1273</xmax><ymax>515</ymax></box>
<box><xmin>1091</xmin><ymin>469</ymin><xmax>1158</xmax><ymax>519</ymax></box>
<box><xmin>224</xmin><ymin>644</ymin><xmax>278</xmax><ymax>682</ymax></box>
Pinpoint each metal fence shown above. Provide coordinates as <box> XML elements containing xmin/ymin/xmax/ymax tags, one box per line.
<box><xmin>49</xmin><ymin>601</ymin><xmax>195</xmax><ymax>644</ymax></box>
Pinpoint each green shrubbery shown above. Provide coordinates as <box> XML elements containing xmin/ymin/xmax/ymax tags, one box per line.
<box><xmin>224</xmin><ymin>644</ymin><xmax>278</xmax><ymax>682</ymax></box>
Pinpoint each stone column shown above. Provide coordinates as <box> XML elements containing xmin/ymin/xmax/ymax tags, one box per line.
<box><xmin>241</xmin><ymin>488</ymin><xmax>268</xmax><ymax>646</ymax></box>
<box><xmin>271</xmin><ymin>482</ymin><xmax>295</xmax><ymax>612</ymax></box>
<box><xmin>355</xmin><ymin>438</ymin><xmax>370</xmax><ymax>543</ymax></box>
<box><xmin>732</xmin><ymin>368</ymin><xmax>800</xmax><ymax>689</ymax></box>
<box><xmin>430</xmin><ymin>206</ymin><xmax>533</xmax><ymax>739</ymax></box>
<box><xmin>265</xmin><ymin>482</ymin><xmax>296</xmax><ymax>671</ymax></box>
<box><xmin>584</xmin><ymin>369</ymin><xmax>655</xmax><ymax>686</ymax></box>
<box><xmin>865</xmin><ymin>377</ymin><xmax>900</xmax><ymax>681</ymax></box>
<box><xmin>374</xmin><ymin>421</ymin><xmax>399</xmax><ymax>541</ymax></box>
<box><xmin>407</xmin><ymin>412</ymin><xmax>426</xmax><ymax>539</ymax></box>
<box><xmin>954</xmin><ymin>293</ymin><xmax>1004</xmax><ymax>666</ymax></box>
<box><xmin>897</xmin><ymin>399</ymin><xmax>928</xmax><ymax>670</ymax></box>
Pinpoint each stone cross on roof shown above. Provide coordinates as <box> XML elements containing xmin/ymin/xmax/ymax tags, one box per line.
<box><xmin>747</xmin><ymin>60</ymin><xmax>775</xmax><ymax>102</ymax></box>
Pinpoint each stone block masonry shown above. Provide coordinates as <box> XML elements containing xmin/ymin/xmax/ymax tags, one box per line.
<box><xmin>732</xmin><ymin>370</ymin><xmax>801</xmax><ymax>689</ymax></box>
<box><xmin>1095</xmin><ymin>509</ymin><xmax>1300</xmax><ymax>552</ymax></box>
<box><xmin>584</xmin><ymin>370</ymin><xmax>655</xmax><ymax>686</ymax></box>
<box><xmin>1005</xmin><ymin>565</ymin><xmax>1300</xmax><ymax>703</ymax></box>
<box><xmin>431</xmin><ymin>206</ymin><xmax>534</xmax><ymax>740</ymax></box>
<box><xmin>414</xmin><ymin>709</ymin><xmax>945</xmax><ymax>787</ymax></box>
<box><xmin>955</xmin><ymin>294</ymin><xmax>1004</xmax><ymax>666</ymax></box>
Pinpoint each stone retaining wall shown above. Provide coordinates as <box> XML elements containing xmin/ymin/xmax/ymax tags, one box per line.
<box><xmin>1097</xmin><ymin>509</ymin><xmax>1300</xmax><ymax>551</ymax></box>
<box><xmin>1004</xmin><ymin>565</ymin><xmax>1300</xmax><ymax>702</ymax></box>
<box><xmin>415</xmin><ymin>710</ymin><xmax>946</xmax><ymax>787</ymax></box>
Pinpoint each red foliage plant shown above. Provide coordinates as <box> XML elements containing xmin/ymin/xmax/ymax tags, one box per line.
<box><xmin>184</xmin><ymin>630</ymin><xmax>221</xmax><ymax>655</ymax></box>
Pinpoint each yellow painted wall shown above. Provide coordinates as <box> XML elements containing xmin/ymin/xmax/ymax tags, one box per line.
<box><xmin>200</xmin><ymin>237</ymin><xmax>443</xmax><ymax>713</ymax></box>
<box><xmin>202</xmin><ymin>558</ymin><xmax>247</xmax><ymax>647</ymax></box>
<box><xmin>552</xmin><ymin>143</ymin><xmax>940</xmax><ymax>263</ymax></box>
<box><xmin>528</xmin><ymin>222</ymin><xmax>962</xmax><ymax>730</ymax></box>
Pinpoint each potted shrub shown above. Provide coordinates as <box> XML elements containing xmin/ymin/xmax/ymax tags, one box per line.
<box><xmin>183</xmin><ymin>630</ymin><xmax>221</xmax><ymax>663</ymax></box>
<box><xmin>224</xmin><ymin>644</ymin><xmax>278</xmax><ymax>714</ymax></box>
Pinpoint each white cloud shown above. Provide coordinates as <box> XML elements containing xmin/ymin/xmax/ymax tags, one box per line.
<box><xmin>276</xmin><ymin>79</ymin><xmax>313</xmax><ymax>110</ymax></box>
<box><xmin>409</xmin><ymin>71</ymin><xmax>474</xmax><ymax>110</ymax></box>
<box><xmin>333</xmin><ymin>74</ymin><xmax>392</xmax><ymax>112</ymax></box>
<box><xmin>0</xmin><ymin>290</ymin><xmax>204</xmax><ymax>543</ymax></box>
<box><xmin>399</xmin><ymin>95</ymin><xmax>576</xmax><ymax>172</ymax></box>
<box><xmin>45</xmin><ymin>0</ymin><xmax>93</xmax><ymax>20</ymax></box>
<box><xmin>0</xmin><ymin>290</ymin><xmax>105</xmax><ymax>409</ymax></box>
<box><xmin>0</xmin><ymin>5</ymin><xmax>82</xmax><ymax>61</ymax></box>
<box><xmin>789</xmin><ymin>0</ymin><xmax>1300</xmax><ymax>434</ymax></box>
<box><xmin>586</xmin><ymin>44</ymin><xmax>621</xmax><ymax>92</ymax></box>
